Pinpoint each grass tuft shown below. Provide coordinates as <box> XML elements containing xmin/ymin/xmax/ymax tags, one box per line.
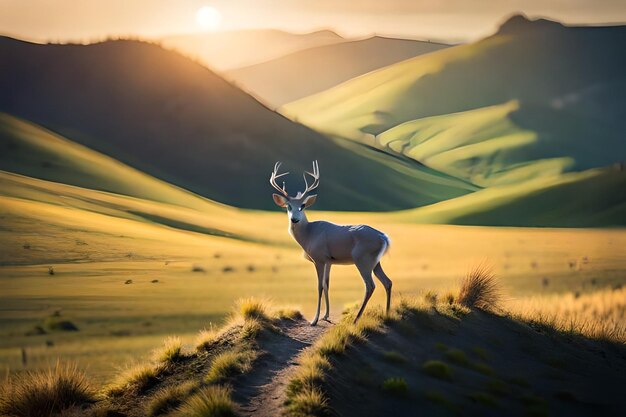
<box><xmin>458</xmin><ymin>264</ymin><xmax>501</xmax><ymax>311</ymax></box>
<box><xmin>422</xmin><ymin>360</ymin><xmax>453</xmax><ymax>380</ymax></box>
<box><xmin>104</xmin><ymin>362</ymin><xmax>164</xmax><ymax>396</ymax></box>
<box><xmin>204</xmin><ymin>349</ymin><xmax>257</xmax><ymax>384</ymax></box>
<box><xmin>146</xmin><ymin>380</ymin><xmax>198</xmax><ymax>416</ymax></box>
<box><xmin>285</xmin><ymin>387</ymin><xmax>328</xmax><ymax>417</ymax></box>
<box><xmin>381</xmin><ymin>377</ymin><xmax>408</xmax><ymax>397</ymax></box>
<box><xmin>0</xmin><ymin>362</ymin><xmax>95</xmax><ymax>416</ymax></box>
<box><xmin>275</xmin><ymin>308</ymin><xmax>303</xmax><ymax>321</ymax></box>
<box><xmin>382</xmin><ymin>351</ymin><xmax>407</xmax><ymax>364</ymax></box>
<box><xmin>153</xmin><ymin>336</ymin><xmax>184</xmax><ymax>364</ymax></box>
<box><xmin>177</xmin><ymin>385</ymin><xmax>237</xmax><ymax>417</ymax></box>
<box><xmin>196</xmin><ymin>326</ymin><xmax>220</xmax><ymax>351</ymax></box>
<box><xmin>236</xmin><ymin>297</ymin><xmax>269</xmax><ymax>321</ymax></box>
<box><xmin>445</xmin><ymin>348</ymin><xmax>469</xmax><ymax>366</ymax></box>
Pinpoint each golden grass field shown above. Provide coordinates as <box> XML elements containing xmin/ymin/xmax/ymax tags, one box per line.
<box><xmin>1</xmin><ymin>176</ymin><xmax>625</xmax><ymax>384</ymax></box>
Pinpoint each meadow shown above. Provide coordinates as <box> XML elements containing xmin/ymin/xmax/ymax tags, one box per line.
<box><xmin>1</xmin><ymin>191</ymin><xmax>624</xmax><ymax>384</ymax></box>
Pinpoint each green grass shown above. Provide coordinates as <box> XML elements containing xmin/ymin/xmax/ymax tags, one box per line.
<box><xmin>469</xmin><ymin>391</ymin><xmax>498</xmax><ymax>407</ymax></box>
<box><xmin>444</xmin><ymin>348</ymin><xmax>469</xmax><ymax>366</ymax></box>
<box><xmin>382</xmin><ymin>351</ymin><xmax>407</xmax><ymax>364</ymax></box>
<box><xmin>422</xmin><ymin>360</ymin><xmax>453</xmax><ymax>380</ymax></box>
<box><xmin>381</xmin><ymin>377</ymin><xmax>409</xmax><ymax>397</ymax></box>
<box><xmin>472</xmin><ymin>362</ymin><xmax>495</xmax><ymax>376</ymax></box>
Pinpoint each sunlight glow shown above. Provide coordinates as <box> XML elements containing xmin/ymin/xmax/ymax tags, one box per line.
<box><xmin>195</xmin><ymin>5</ymin><xmax>222</xmax><ymax>31</ymax></box>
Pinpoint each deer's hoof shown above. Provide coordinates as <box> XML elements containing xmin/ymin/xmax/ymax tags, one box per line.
<box><xmin>310</xmin><ymin>320</ymin><xmax>318</xmax><ymax>326</ymax></box>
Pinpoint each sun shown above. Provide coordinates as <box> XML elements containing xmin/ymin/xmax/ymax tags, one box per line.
<box><xmin>195</xmin><ymin>6</ymin><xmax>222</xmax><ymax>31</ymax></box>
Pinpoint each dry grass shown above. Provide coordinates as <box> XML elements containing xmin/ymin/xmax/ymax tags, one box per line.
<box><xmin>196</xmin><ymin>326</ymin><xmax>221</xmax><ymax>351</ymax></box>
<box><xmin>153</xmin><ymin>336</ymin><xmax>185</xmax><ymax>364</ymax></box>
<box><xmin>0</xmin><ymin>362</ymin><xmax>95</xmax><ymax>417</ymax></box>
<box><xmin>236</xmin><ymin>297</ymin><xmax>270</xmax><ymax>321</ymax></box>
<box><xmin>457</xmin><ymin>264</ymin><xmax>502</xmax><ymax>311</ymax></box>
<box><xmin>506</xmin><ymin>287</ymin><xmax>626</xmax><ymax>342</ymax></box>
<box><xmin>177</xmin><ymin>385</ymin><xmax>237</xmax><ymax>417</ymax></box>
<box><xmin>285</xmin><ymin>387</ymin><xmax>328</xmax><ymax>417</ymax></box>
<box><xmin>146</xmin><ymin>380</ymin><xmax>198</xmax><ymax>416</ymax></box>
<box><xmin>204</xmin><ymin>349</ymin><xmax>257</xmax><ymax>384</ymax></box>
<box><xmin>104</xmin><ymin>362</ymin><xmax>164</xmax><ymax>397</ymax></box>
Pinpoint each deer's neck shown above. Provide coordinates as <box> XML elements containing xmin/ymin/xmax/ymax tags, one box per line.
<box><xmin>289</xmin><ymin>214</ymin><xmax>310</xmax><ymax>249</ymax></box>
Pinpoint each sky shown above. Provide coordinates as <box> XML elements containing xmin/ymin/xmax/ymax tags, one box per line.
<box><xmin>1</xmin><ymin>0</ymin><xmax>625</xmax><ymax>43</ymax></box>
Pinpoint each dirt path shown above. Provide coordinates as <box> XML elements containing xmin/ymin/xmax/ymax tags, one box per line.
<box><xmin>234</xmin><ymin>319</ymin><xmax>332</xmax><ymax>417</ymax></box>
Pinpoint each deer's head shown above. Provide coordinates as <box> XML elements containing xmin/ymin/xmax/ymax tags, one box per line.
<box><xmin>270</xmin><ymin>161</ymin><xmax>319</xmax><ymax>224</ymax></box>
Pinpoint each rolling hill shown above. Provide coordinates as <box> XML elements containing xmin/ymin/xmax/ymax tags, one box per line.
<box><xmin>227</xmin><ymin>36</ymin><xmax>449</xmax><ymax>108</ymax></box>
<box><xmin>283</xmin><ymin>15</ymin><xmax>626</xmax><ymax>188</ymax></box>
<box><xmin>0</xmin><ymin>36</ymin><xmax>476</xmax><ymax>211</ymax></box>
<box><xmin>160</xmin><ymin>29</ymin><xmax>345</xmax><ymax>71</ymax></box>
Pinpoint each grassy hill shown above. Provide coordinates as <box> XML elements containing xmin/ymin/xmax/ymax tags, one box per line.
<box><xmin>161</xmin><ymin>29</ymin><xmax>345</xmax><ymax>71</ymax></box>
<box><xmin>227</xmin><ymin>36</ymin><xmax>449</xmax><ymax>108</ymax></box>
<box><xmin>283</xmin><ymin>15</ymin><xmax>626</xmax><ymax>187</ymax></box>
<box><xmin>2</xmin><ymin>291</ymin><xmax>625</xmax><ymax>417</ymax></box>
<box><xmin>0</xmin><ymin>37</ymin><xmax>475</xmax><ymax>211</ymax></box>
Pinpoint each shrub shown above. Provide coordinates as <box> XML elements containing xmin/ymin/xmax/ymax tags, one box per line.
<box><xmin>146</xmin><ymin>381</ymin><xmax>198</xmax><ymax>416</ymax></box>
<box><xmin>177</xmin><ymin>386</ymin><xmax>237</xmax><ymax>417</ymax></box>
<box><xmin>422</xmin><ymin>360</ymin><xmax>453</xmax><ymax>380</ymax></box>
<box><xmin>458</xmin><ymin>264</ymin><xmax>501</xmax><ymax>310</ymax></box>
<box><xmin>381</xmin><ymin>377</ymin><xmax>408</xmax><ymax>397</ymax></box>
<box><xmin>204</xmin><ymin>349</ymin><xmax>256</xmax><ymax>383</ymax></box>
<box><xmin>0</xmin><ymin>362</ymin><xmax>95</xmax><ymax>417</ymax></box>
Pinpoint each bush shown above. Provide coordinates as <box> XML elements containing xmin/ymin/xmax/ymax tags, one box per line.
<box><xmin>0</xmin><ymin>362</ymin><xmax>95</xmax><ymax>417</ymax></box>
<box><xmin>422</xmin><ymin>360</ymin><xmax>453</xmax><ymax>380</ymax></box>
<box><xmin>381</xmin><ymin>377</ymin><xmax>408</xmax><ymax>397</ymax></box>
<box><xmin>177</xmin><ymin>386</ymin><xmax>237</xmax><ymax>417</ymax></box>
<box><xmin>458</xmin><ymin>264</ymin><xmax>501</xmax><ymax>310</ymax></box>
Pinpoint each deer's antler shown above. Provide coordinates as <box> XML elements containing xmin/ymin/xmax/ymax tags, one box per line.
<box><xmin>270</xmin><ymin>161</ymin><xmax>289</xmax><ymax>197</ymax></box>
<box><xmin>302</xmin><ymin>160</ymin><xmax>320</xmax><ymax>196</ymax></box>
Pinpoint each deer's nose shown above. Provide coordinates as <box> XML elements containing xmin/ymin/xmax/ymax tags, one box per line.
<box><xmin>291</xmin><ymin>218</ymin><xmax>300</xmax><ymax>224</ymax></box>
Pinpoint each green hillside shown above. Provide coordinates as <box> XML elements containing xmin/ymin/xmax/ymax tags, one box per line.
<box><xmin>283</xmin><ymin>16</ymin><xmax>626</xmax><ymax>186</ymax></box>
<box><xmin>398</xmin><ymin>167</ymin><xmax>626</xmax><ymax>227</ymax></box>
<box><xmin>227</xmin><ymin>36</ymin><xmax>449</xmax><ymax>108</ymax></box>
<box><xmin>0</xmin><ymin>37</ymin><xmax>474</xmax><ymax>211</ymax></box>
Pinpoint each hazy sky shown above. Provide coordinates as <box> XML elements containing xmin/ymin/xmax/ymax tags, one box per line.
<box><xmin>1</xmin><ymin>0</ymin><xmax>625</xmax><ymax>42</ymax></box>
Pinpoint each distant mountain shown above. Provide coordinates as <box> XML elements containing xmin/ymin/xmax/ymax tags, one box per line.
<box><xmin>0</xmin><ymin>36</ymin><xmax>475</xmax><ymax>211</ymax></box>
<box><xmin>283</xmin><ymin>15</ymin><xmax>626</xmax><ymax>188</ymax></box>
<box><xmin>160</xmin><ymin>29</ymin><xmax>345</xmax><ymax>71</ymax></box>
<box><xmin>227</xmin><ymin>36</ymin><xmax>449</xmax><ymax>108</ymax></box>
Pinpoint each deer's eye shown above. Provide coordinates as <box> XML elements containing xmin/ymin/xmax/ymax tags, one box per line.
<box><xmin>299</xmin><ymin>205</ymin><xmax>305</xmax><ymax>211</ymax></box>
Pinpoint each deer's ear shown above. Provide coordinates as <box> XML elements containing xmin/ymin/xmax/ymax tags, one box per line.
<box><xmin>303</xmin><ymin>194</ymin><xmax>317</xmax><ymax>208</ymax></box>
<box><xmin>272</xmin><ymin>193</ymin><xmax>288</xmax><ymax>208</ymax></box>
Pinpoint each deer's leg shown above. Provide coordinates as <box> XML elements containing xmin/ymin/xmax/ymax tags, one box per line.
<box><xmin>322</xmin><ymin>263</ymin><xmax>332</xmax><ymax>322</ymax></box>
<box><xmin>373</xmin><ymin>263</ymin><xmax>393</xmax><ymax>315</ymax></box>
<box><xmin>353</xmin><ymin>258</ymin><xmax>376</xmax><ymax>323</ymax></box>
<box><xmin>310</xmin><ymin>262</ymin><xmax>326</xmax><ymax>326</ymax></box>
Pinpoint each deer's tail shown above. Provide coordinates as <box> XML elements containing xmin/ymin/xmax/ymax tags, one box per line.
<box><xmin>376</xmin><ymin>232</ymin><xmax>391</xmax><ymax>264</ymax></box>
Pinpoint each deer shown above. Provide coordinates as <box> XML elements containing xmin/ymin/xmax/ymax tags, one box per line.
<box><xmin>270</xmin><ymin>161</ymin><xmax>393</xmax><ymax>326</ymax></box>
